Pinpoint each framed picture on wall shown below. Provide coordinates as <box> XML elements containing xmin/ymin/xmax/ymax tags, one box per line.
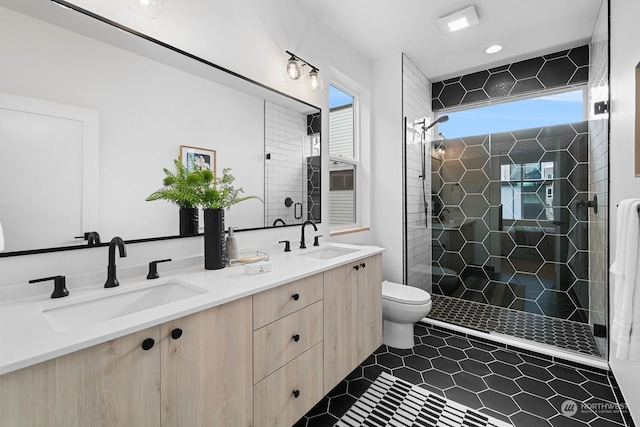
<box><xmin>180</xmin><ymin>145</ymin><xmax>216</xmax><ymax>175</ymax></box>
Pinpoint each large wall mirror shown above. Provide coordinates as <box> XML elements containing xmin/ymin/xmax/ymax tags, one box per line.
<box><xmin>0</xmin><ymin>0</ymin><xmax>321</xmax><ymax>256</ymax></box>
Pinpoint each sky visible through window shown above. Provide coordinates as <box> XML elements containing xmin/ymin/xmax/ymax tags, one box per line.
<box><xmin>329</xmin><ymin>85</ymin><xmax>353</xmax><ymax>108</ymax></box>
<box><xmin>437</xmin><ymin>90</ymin><xmax>584</xmax><ymax>139</ymax></box>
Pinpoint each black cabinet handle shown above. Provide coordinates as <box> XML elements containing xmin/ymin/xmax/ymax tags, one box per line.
<box><xmin>360</xmin><ymin>263</ymin><xmax>366</xmax><ymax>269</ymax></box>
<box><xmin>353</xmin><ymin>265</ymin><xmax>360</xmax><ymax>271</ymax></box>
<box><xmin>292</xmin><ymin>293</ymin><xmax>300</xmax><ymax>301</ymax></box>
<box><xmin>171</xmin><ymin>328</ymin><xmax>183</xmax><ymax>340</ymax></box>
<box><xmin>292</xmin><ymin>390</ymin><xmax>300</xmax><ymax>398</ymax></box>
<box><xmin>141</xmin><ymin>338</ymin><xmax>155</xmax><ymax>351</ymax></box>
<box><xmin>292</xmin><ymin>334</ymin><xmax>300</xmax><ymax>342</ymax></box>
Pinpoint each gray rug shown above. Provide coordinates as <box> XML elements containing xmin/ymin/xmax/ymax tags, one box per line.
<box><xmin>336</xmin><ymin>372</ymin><xmax>512</xmax><ymax>427</ymax></box>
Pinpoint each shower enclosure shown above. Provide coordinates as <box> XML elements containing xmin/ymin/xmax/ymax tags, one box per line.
<box><xmin>403</xmin><ymin>119</ymin><xmax>608</xmax><ymax>360</ymax></box>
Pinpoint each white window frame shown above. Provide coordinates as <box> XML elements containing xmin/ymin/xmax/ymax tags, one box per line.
<box><xmin>328</xmin><ymin>79</ymin><xmax>361</xmax><ymax>232</ymax></box>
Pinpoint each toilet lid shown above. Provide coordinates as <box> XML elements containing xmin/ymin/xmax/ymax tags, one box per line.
<box><xmin>382</xmin><ymin>280</ymin><xmax>431</xmax><ymax>305</ymax></box>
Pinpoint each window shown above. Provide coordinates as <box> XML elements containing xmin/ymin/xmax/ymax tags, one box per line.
<box><xmin>438</xmin><ymin>89</ymin><xmax>585</xmax><ymax>139</ymax></box>
<box><xmin>329</xmin><ymin>84</ymin><xmax>358</xmax><ymax>227</ymax></box>
<box><xmin>500</xmin><ymin>162</ymin><xmax>554</xmax><ymax>221</ymax></box>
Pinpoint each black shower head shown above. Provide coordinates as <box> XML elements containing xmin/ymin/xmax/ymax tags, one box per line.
<box><xmin>424</xmin><ymin>115</ymin><xmax>449</xmax><ymax>131</ymax></box>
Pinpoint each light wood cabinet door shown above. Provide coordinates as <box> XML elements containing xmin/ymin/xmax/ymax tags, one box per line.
<box><xmin>253</xmin><ymin>273</ymin><xmax>323</xmax><ymax>330</ymax></box>
<box><xmin>160</xmin><ymin>296</ymin><xmax>253</xmax><ymax>427</ymax></box>
<box><xmin>323</xmin><ymin>261</ymin><xmax>358</xmax><ymax>393</ymax></box>
<box><xmin>254</xmin><ymin>343</ymin><xmax>324</xmax><ymax>427</ymax></box>
<box><xmin>0</xmin><ymin>326</ymin><xmax>161</xmax><ymax>427</ymax></box>
<box><xmin>357</xmin><ymin>254</ymin><xmax>383</xmax><ymax>362</ymax></box>
<box><xmin>253</xmin><ymin>300</ymin><xmax>323</xmax><ymax>383</ymax></box>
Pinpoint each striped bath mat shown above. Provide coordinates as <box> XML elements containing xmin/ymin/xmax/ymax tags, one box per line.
<box><xmin>336</xmin><ymin>372</ymin><xmax>512</xmax><ymax>427</ymax></box>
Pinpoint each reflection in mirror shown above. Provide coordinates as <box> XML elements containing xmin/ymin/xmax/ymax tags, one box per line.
<box><xmin>0</xmin><ymin>1</ymin><xmax>320</xmax><ymax>256</ymax></box>
<box><xmin>500</xmin><ymin>162</ymin><xmax>554</xmax><ymax>221</ymax></box>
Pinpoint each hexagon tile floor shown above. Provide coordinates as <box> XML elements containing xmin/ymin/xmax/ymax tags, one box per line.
<box><xmin>294</xmin><ymin>323</ymin><xmax>634</xmax><ymax>427</ymax></box>
<box><xmin>428</xmin><ymin>294</ymin><xmax>602</xmax><ymax>357</ymax></box>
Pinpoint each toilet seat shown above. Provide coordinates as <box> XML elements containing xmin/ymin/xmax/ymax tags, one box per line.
<box><xmin>382</xmin><ymin>280</ymin><xmax>431</xmax><ymax>305</ymax></box>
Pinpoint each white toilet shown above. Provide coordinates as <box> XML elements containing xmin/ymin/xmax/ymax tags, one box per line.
<box><xmin>382</xmin><ymin>280</ymin><xmax>432</xmax><ymax>349</ymax></box>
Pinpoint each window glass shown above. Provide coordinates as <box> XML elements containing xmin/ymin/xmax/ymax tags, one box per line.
<box><xmin>501</xmin><ymin>162</ymin><xmax>554</xmax><ymax>221</ymax></box>
<box><xmin>438</xmin><ymin>90</ymin><xmax>584</xmax><ymax>139</ymax></box>
<box><xmin>329</xmin><ymin>84</ymin><xmax>357</xmax><ymax>227</ymax></box>
<box><xmin>329</xmin><ymin>161</ymin><xmax>356</xmax><ymax>224</ymax></box>
<box><xmin>329</xmin><ymin>85</ymin><xmax>354</xmax><ymax>158</ymax></box>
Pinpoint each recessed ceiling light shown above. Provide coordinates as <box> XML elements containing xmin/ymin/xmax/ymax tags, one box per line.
<box><xmin>485</xmin><ymin>45</ymin><xmax>503</xmax><ymax>54</ymax></box>
<box><xmin>437</xmin><ymin>6</ymin><xmax>480</xmax><ymax>33</ymax></box>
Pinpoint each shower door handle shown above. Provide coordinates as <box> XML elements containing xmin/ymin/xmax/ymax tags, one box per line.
<box><xmin>498</xmin><ymin>204</ymin><xmax>503</xmax><ymax>231</ymax></box>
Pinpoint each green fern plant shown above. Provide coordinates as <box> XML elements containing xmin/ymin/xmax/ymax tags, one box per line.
<box><xmin>146</xmin><ymin>160</ymin><xmax>260</xmax><ymax>210</ymax></box>
<box><xmin>145</xmin><ymin>158</ymin><xmax>213</xmax><ymax>208</ymax></box>
<box><xmin>200</xmin><ymin>168</ymin><xmax>262</xmax><ymax>210</ymax></box>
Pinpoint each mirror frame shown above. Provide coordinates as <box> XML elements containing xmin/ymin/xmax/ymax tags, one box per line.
<box><xmin>0</xmin><ymin>0</ymin><xmax>321</xmax><ymax>258</ymax></box>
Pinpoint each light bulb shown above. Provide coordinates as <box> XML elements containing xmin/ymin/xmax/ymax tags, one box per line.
<box><xmin>285</xmin><ymin>58</ymin><xmax>303</xmax><ymax>81</ymax></box>
<box><xmin>125</xmin><ymin>0</ymin><xmax>163</xmax><ymax>19</ymax></box>
<box><xmin>306</xmin><ymin>69</ymin><xmax>323</xmax><ymax>92</ymax></box>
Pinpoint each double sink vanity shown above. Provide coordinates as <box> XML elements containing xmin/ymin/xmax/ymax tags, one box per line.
<box><xmin>0</xmin><ymin>243</ymin><xmax>383</xmax><ymax>427</ymax></box>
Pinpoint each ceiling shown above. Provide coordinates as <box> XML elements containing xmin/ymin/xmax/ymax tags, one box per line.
<box><xmin>297</xmin><ymin>0</ymin><xmax>603</xmax><ymax>82</ymax></box>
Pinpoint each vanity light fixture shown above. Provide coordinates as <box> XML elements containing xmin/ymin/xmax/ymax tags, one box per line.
<box><xmin>485</xmin><ymin>44</ymin><xmax>503</xmax><ymax>54</ymax></box>
<box><xmin>284</xmin><ymin>50</ymin><xmax>323</xmax><ymax>92</ymax></box>
<box><xmin>125</xmin><ymin>0</ymin><xmax>164</xmax><ymax>19</ymax></box>
<box><xmin>436</xmin><ymin>5</ymin><xmax>479</xmax><ymax>33</ymax></box>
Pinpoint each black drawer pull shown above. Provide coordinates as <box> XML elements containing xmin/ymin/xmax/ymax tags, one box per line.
<box><xmin>292</xmin><ymin>389</ymin><xmax>300</xmax><ymax>398</ymax></box>
<box><xmin>353</xmin><ymin>265</ymin><xmax>360</xmax><ymax>271</ymax></box>
<box><xmin>360</xmin><ymin>263</ymin><xmax>366</xmax><ymax>269</ymax></box>
<box><xmin>292</xmin><ymin>293</ymin><xmax>300</xmax><ymax>301</ymax></box>
<box><xmin>141</xmin><ymin>338</ymin><xmax>155</xmax><ymax>351</ymax></box>
<box><xmin>292</xmin><ymin>334</ymin><xmax>300</xmax><ymax>342</ymax></box>
<box><xmin>171</xmin><ymin>328</ymin><xmax>183</xmax><ymax>340</ymax></box>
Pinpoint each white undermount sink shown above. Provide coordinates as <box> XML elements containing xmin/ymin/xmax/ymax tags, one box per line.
<box><xmin>299</xmin><ymin>246</ymin><xmax>359</xmax><ymax>260</ymax></box>
<box><xmin>40</xmin><ymin>279</ymin><xmax>207</xmax><ymax>332</ymax></box>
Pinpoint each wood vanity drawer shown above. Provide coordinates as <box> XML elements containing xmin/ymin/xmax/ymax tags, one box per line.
<box><xmin>253</xmin><ymin>343</ymin><xmax>324</xmax><ymax>427</ymax></box>
<box><xmin>253</xmin><ymin>273</ymin><xmax>323</xmax><ymax>329</ymax></box>
<box><xmin>253</xmin><ymin>301</ymin><xmax>323</xmax><ymax>383</ymax></box>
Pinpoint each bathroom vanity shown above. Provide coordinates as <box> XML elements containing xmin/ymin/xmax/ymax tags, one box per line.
<box><xmin>0</xmin><ymin>244</ymin><xmax>383</xmax><ymax>427</ymax></box>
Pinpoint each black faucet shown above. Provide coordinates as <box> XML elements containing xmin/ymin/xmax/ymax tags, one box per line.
<box><xmin>104</xmin><ymin>237</ymin><xmax>127</xmax><ymax>288</ymax></box>
<box><xmin>29</xmin><ymin>275</ymin><xmax>69</xmax><ymax>299</ymax></box>
<box><xmin>87</xmin><ymin>231</ymin><xmax>101</xmax><ymax>246</ymax></box>
<box><xmin>300</xmin><ymin>220</ymin><xmax>317</xmax><ymax>249</ymax></box>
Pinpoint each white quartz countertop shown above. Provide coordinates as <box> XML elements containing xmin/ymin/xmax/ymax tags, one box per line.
<box><xmin>0</xmin><ymin>243</ymin><xmax>384</xmax><ymax>375</ymax></box>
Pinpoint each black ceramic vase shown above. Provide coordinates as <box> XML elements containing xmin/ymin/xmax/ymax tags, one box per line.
<box><xmin>179</xmin><ymin>207</ymin><xmax>199</xmax><ymax>236</ymax></box>
<box><xmin>204</xmin><ymin>208</ymin><xmax>226</xmax><ymax>270</ymax></box>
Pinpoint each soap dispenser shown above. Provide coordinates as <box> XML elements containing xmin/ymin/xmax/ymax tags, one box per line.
<box><xmin>226</xmin><ymin>226</ymin><xmax>238</xmax><ymax>263</ymax></box>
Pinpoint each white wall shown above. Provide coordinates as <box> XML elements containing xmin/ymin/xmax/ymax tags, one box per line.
<box><xmin>0</xmin><ymin>0</ymin><xmax>375</xmax><ymax>289</ymax></box>
<box><xmin>370</xmin><ymin>55</ymin><xmax>404</xmax><ymax>283</ymax></box>
<box><xmin>609</xmin><ymin>0</ymin><xmax>640</xmax><ymax>422</ymax></box>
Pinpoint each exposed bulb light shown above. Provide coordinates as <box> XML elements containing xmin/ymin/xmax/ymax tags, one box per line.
<box><xmin>285</xmin><ymin>56</ymin><xmax>303</xmax><ymax>81</ymax></box>
<box><xmin>485</xmin><ymin>44</ymin><xmax>503</xmax><ymax>54</ymax></box>
<box><xmin>125</xmin><ymin>0</ymin><xmax>163</xmax><ymax>19</ymax></box>
<box><xmin>306</xmin><ymin>68</ymin><xmax>323</xmax><ymax>92</ymax></box>
<box><xmin>283</xmin><ymin>50</ymin><xmax>322</xmax><ymax>92</ymax></box>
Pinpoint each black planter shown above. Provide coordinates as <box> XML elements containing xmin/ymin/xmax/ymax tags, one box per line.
<box><xmin>179</xmin><ymin>207</ymin><xmax>199</xmax><ymax>236</ymax></box>
<box><xmin>204</xmin><ymin>208</ymin><xmax>226</xmax><ymax>270</ymax></box>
